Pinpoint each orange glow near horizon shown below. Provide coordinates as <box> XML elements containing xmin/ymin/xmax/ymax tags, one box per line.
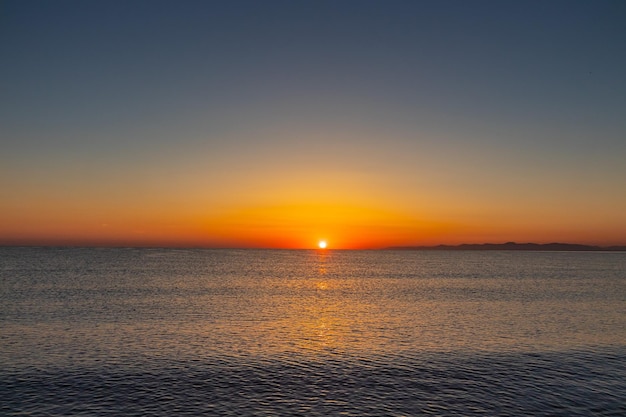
<box><xmin>1</xmin><ymin>198</ymin><xmax>625</xmax><ymax>249</ymax></box>
<box><xmin>1</xmin><ymin>178</ymin><xmax>625</xmax><ymax>249</ymax></box>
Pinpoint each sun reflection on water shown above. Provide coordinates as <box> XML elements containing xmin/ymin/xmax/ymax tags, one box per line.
<box><xmin>315</xmin><ymin>281</ymin><xmax>328</xmax><ymax>290</ymax></box>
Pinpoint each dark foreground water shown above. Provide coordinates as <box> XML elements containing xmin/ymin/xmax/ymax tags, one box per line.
<box><xmin>1</xmin><ymin>248</ymin><xmax>625</xmax><ymax>416</ymax></box>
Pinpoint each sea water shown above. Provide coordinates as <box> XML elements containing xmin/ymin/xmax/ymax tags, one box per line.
<box><xmin>1</xmin><ymin>247</ymin><xmax>625</xmax><ymax>416</ymax></box>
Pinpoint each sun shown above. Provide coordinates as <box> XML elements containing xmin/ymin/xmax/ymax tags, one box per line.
<box><xmin>318</xmin><ymin>240</ymin><xmax>327</xmax><ymax>249</ymax></box>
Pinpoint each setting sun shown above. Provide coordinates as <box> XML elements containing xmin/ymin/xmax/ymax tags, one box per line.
<box><xmin>318</xmin><ymin>240</ymin><xmax>327</xmax><ymax>249</ymax></box>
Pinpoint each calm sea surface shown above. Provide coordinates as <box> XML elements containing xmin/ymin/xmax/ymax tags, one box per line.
<box><xmin>1</xmin><ymin>248</ymin><xmax>625</xmax><ymax>416</ymax></box>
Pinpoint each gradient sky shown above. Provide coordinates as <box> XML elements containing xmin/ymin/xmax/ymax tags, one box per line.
<box><xmin>1</xmin><ymin>0</ymin><xmax>625</xmax><ymax>248</ymax></box>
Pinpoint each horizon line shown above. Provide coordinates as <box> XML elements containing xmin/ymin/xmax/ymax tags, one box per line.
<box><xmin>2</xmin><ymin>241</ymin><xmax>626</xmax><ymax>251</ymax></box>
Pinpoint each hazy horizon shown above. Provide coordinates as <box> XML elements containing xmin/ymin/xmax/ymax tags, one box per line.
<box><xmin>1</xmin><ymin>240</ymin><xmax>625</xmax><ymax>251</ymax></box>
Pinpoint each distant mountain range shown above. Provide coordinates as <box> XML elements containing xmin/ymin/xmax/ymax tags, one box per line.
<box><xmin>387</xmin><ymin>242</ymin><xmax>626</xmax><ymax>251</ymax></box>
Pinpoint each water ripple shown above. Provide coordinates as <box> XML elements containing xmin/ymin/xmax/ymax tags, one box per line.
<box><xmin>2</xmin><ymin>248</ymin><xmax>625</xmax><ymax>416</ymax></box>
<box><xmin>2</xmin><ymin>349</ymin><xmax>625</xmax><ymax>416</ymax></box>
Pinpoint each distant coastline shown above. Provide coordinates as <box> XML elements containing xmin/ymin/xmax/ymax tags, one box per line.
<box><xmin>387</xmin><ymin>242</ymin><xmax>626</xmax><ymax>251</ymax></box>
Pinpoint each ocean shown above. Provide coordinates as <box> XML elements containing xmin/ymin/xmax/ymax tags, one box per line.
<box><xmin>1</xmin><ymin>247</ymin><xmax>625</xmax><ymax>416</ymax></box>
